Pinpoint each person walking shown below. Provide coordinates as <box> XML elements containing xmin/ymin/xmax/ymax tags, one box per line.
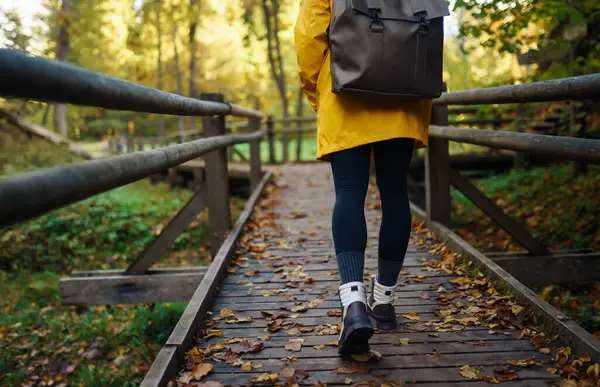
<box><xmin>294</xmin><ymin>0</ymin><xmax>449</xmax><ymax>356</ymax></box>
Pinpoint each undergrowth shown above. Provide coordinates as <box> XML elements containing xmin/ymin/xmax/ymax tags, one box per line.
<box><xmin>0</xmin><ymin>179</ymin><xmax>244</xmax><ymax>386</ymax></box>
<box><xmin>451</xmin><ymin>164</ymin><xmax>599</xmax><ymax>336</ymax></box>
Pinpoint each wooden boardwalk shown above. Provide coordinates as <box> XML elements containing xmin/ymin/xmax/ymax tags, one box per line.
<box><xmin>173</xmin><ymin>164</ymin><xmax>559</xmax><ymax>386</ymax></box>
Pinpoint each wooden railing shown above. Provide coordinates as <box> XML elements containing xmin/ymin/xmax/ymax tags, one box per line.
<box><xmin>412</xmin><ymin>74</ymin><xmax>600</xmax><ymax>359</ymax></box>
<box><xmin>0</xmin><ymin>48</ymin><xmax>270</xmax><ymax>305</ymax></box>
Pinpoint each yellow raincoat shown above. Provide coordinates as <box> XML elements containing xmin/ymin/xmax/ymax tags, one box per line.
<box><xmin>294</xmin><ymin>0</ymin><xmax>432</xmax><ymax>160</ymax></box>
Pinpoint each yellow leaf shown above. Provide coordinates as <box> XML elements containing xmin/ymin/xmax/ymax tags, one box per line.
<box><xmin>399</xmin><ymin>338</ymin><xmax>410</xmax><ymax>345</ymax></box>
<box><xmin>459</xmin><ymin>365</ymin><xmax>480</xmax><ymax>379</ymax></box>
<box><xmin>401</xmin><ymin>312</ymin><xmax>420</xmax><ymax>321</ymax></box>
<box><xmin>313</xmin><ymin>344</ymin><xmax>326</xmax><ymax>350</ymax></box>
<box><xmin>220</xmin><ymin>308</ymin><xmax>234</xmax><ymax>318</ymax></box>
<box><xmin>345</xmin><ymin>378</ymin><xmax>353</xmax><ymax>385</ymax></box>
<box><xmin>256</xmin><ymin>373</ymin><xmax>279</xmax><ymax>382</ymax></box>
<box><xmin>192</xmin><ymin>363</ymin><xmax>213</xmax><ymax>380</ymax></box>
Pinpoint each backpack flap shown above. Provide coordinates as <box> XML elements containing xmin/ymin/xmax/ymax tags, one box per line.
<box><xmin>350</xmin><ymin>0</ymin><xmax>450</xmax><ymax>22</ymax></box>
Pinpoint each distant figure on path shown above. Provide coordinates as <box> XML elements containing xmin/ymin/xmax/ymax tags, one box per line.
<box><xmin>294</xmin><ymin>0</ymin><xmax>448</xmax><ymax>355</ymax></box>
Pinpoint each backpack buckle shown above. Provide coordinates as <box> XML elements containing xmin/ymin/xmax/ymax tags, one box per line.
<box><xmin>368</xmin><ymin>9</ymin><xmax>384</xmax><ymax>33</ymax></box>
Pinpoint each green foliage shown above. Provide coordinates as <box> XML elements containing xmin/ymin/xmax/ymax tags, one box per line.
<box><xmin>0</xmin><ymin>180</ymin><xmax>216</xmax><ymax>272</ymax></box>
<box><xmin>0</xmin><ymin>128</ymin><xmax>83</xmax><ymax>177</ymax></box>
<box><xmin>453</xmin><ymin>164</ymin><xmax>600</xmax><ymax>252</ymax></box>
<box><xmin>0</xmin><ymin>270</ymin><xmax>187</xmax><ymax>386</ymax></box>
<box><xmin>0</xmin><ymin>176</ymin><xmax>246</xmax><ymax>385</ymax></box>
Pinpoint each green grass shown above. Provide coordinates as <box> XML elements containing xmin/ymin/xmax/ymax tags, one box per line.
<box><xmin>232</xmin><ymin>136</ymin><xmax>318</xmax><ymax>162</ymax></box>
<box><xmin>0</xmin><ymin>179</ymin><xmax>244</xmax><ymax>385</ymax></box>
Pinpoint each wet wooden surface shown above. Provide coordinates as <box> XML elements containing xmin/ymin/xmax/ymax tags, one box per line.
<box><xmin>175</xmin><ymin>164</ymin><xmax>558</xmax><ymax>386</ymax></box>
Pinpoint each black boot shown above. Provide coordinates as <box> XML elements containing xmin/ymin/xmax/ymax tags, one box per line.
<box><xmin>367</xmin><ymin>277</ymin><xmax>398</xmax><ymax>330</ymax></box>
<box><xmin>337</xmin><ymin>282</ymin><xmax>374</xmax><ymax>356</ymax></box>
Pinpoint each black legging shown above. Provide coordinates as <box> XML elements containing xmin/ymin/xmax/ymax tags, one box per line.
<box><xmin>330</xmin><ymin>138</ymin><xmax>415</xmax><ymax>264</ymax></box>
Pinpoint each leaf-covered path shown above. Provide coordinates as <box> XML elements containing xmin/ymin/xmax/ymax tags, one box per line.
<box><xmin>173</xmin><ymin>164</ymin><xmax>567</xmax><ymax>386</ymax></box>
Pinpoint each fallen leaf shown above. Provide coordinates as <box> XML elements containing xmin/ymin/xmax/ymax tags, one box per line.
<box><xmin>334</xmin><ymin>365</ymin><xmax>370</xmax><ymax>374</ymax></box>
<box><xmin>192</xmin><ymin>363</ymin><xmax>213</xmax><ymax>380</ymax></box>
<box><xmin>345</xmin><ymin>377</ymin><xmax>353</xmax><ymax>385</ymax></box>
<box><xmin>229</xmin><ymin>340</ymin><xmax>264</xmax><ymax>354</ymax></box>
<box><xmin>291</xmin><ymin>305</ymin><xmax>307</xmax><ymax>313</ymax></box>
<box><xmin>304</xmin><ymin>277</ymin><xmax>314</xmax><ymax>284</ymax></box>
<box><xmin>401</xmin><ymin>312</ymin><xmax>420</xmax><ymax>321</ymax></box>
<box><xmin>459</xmin><ymin>365</ymin><xmax>480</xmax><ymax>379</ymax></box>
<box><xmin>313</xmin><ymin>344</ymin><xmax>326</xmax><ymax>350</ymax></box>
<box><xmin>195</xmin><ymin>382</ymin><xmax>224</xmax><ymax>387</ymax></box>
<box><xmin>256</xmin><ymin>373</ymin><xmax>279</xmax><ymax>382</ymax></box>
<box><xmin>285</xmin><ymin>338</ymin><xmax>304</xmax><ymax>352</ymax></box>
<box><xmin>244</xmin><ymin>271</ymin><xmax>260</xmax><ymax>277</ymax></box>
<box><xmin>220</xmin><ymin>308</ymin><xmax>234</xmax><ymax>318</ymax></box>
<box><xmin>398</xmin><ymin>338</ymin><xmax>410</xmax><ymax>345</ymax></box>
<box><xmin>327</xmin><ymin>310</ymin><xmax>342</xmax><ymax>317</ymax></box>
<box><xmin>281</xmin><ymin>367</ymin><xmax>296</xmax><ymax>378</ymax></box>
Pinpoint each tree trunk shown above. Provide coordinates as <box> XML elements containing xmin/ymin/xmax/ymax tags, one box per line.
<box><xmin>189</xmin><ymin>0</ymin><xmax>200</xmax><ymax>131</ymax></box>
<box><xmin>170</xmin><ymin>0</ymin><xmax>186</xmax><ymax>142</ymax></box>
<box><xmin>155</xmin><ymin>4</ymin><xmax>166</xmax><ymax>139</ymax></box>
<box><xmin>295</xmin><ymin>85</ymin><xmax>304</xmax><ymax>162</ymax></box>
<box><xmin>261</xmin><ymin>0</ymin><xmax>289</xmax><ymax>161</ymax></box>
<box><xmin>54</xmin><ymin>0</ymin><xmax>70</xmax><ymax>138</ymax></box>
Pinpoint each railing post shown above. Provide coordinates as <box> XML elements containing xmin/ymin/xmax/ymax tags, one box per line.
<box><xmin>425</xmin><ymin>85</ymin><xmax>451</xmax><ymax>227</ymax></box>
<box><xmin>514</xmin><ymin>104</ymin><xmax>526</xmax><ymax>169</ymax></box>
<box><xmin>249</xmin><ymin>116</ymin><xmax>262</xmax><ymax>193</ymax></box>
<box><xmin>296</xmin><ymin>117</ymin><xmax>304</xmax><ymax>162</ymax></box>
<box><xmin>126</xmin><ymin>135</ymin><xmax>134</xmax><ymax>153</ymax></box>
<box><xmin>201</xmin><ymin>92</ymin><xmax>231</xmax><ymax>257</ymax></box>
<box><xmin>267</xmin><ymin>115</ymin><xmax>276</xmax><ymax>164</ymax></box>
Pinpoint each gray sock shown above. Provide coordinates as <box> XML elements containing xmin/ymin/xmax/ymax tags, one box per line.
<box><xmin>377</xmin><ymin>258</ymin><xmax>403</xmax><ymax>286</ymax></box>
<box><xmin>336</xmin><ymin>251</ymin><xmax>365</xmax><ymax>285</ymax></box>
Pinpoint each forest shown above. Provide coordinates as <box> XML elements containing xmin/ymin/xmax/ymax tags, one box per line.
<box><xmin>0</xmin><ymin>0</ymin><xmax>599</xmax><ymax>385</ymax></box>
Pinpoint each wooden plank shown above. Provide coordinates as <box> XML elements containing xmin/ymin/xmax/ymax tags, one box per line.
<box><xmin>165</xmin><ymin>172</ymin><xmax>272</xmax><ymax>349</ymax></box>
<box><xmin>209</xmin><ymin>351</ymin><xmax>544</xmax><ymax>374</ymax></box>
<box><xmin>249</xmin><ymin>116</ymin><xmax>262</xmax><ymax>192</ymax></box>
<box><xmin>410</xmin><ymin>201</ymin><xmax>600</xmax><ymax>363</ymax></box>
<box><xmin>60</xmin><ymin>272</ymin><xmax>204</xmax><ymax>306</ymax></box>
<box><xmin>124</xmin><ymin>187</ymin><xmax>207</xmax><ymax>275</ymax></box>
<box><xmin>202</xmin><ymin>366</ymin><xmax>557</xmax><ymax>385</ymax></box>
<box><xmin>197</xmin><ymin>326</ymin><xmax>509</xmax><ymax>341</ymax></box>
<box><xmin>202</xmin><ymin>341</ymin><xmax>537</xmax><ymax>361</ymax></box>
<box><xmin>447</xmin><ymin>167</ymin><xmax>550</xmax><ymax>256</ymax></box>
<box><xmin>139</xmin><ymin>346</ymin><xmax>179</xmax><ymax>387</ymax></box>
<box><xmin>213</xmin><ymin>291</ymin><xmax>436</xmax><ymax>303</ymax></box>
<box><xmin>202</xmin><ymin>92</ymin><xmax>231</xmax><ymax>257</ymax></box>
<box><xmin>493</xmin><ymin>253</ymin><xmax>600</xmax><ymax>285</ymax></box>
<box><xmin>71</xmin><ymin>267</ymin><xmax>207</xmax><ymax>277</ymax></box>
<box><xmin>485</xmin><ymin>248</ymin><xmax>592</xmax><ymax>258</ymax></box>
<box><xmin>425</xmin><ymin>95</ymin><xmax>451</xmax><ymax>227</ymax></box>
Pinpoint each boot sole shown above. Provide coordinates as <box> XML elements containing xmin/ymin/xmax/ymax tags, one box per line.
<box><xmin>338</xmin><ymin>316</ymin><xmax>374</xmax><ymax>356</ymax></box>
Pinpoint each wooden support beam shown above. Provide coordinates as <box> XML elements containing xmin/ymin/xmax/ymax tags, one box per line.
<box><xmin>72</xmin><ymin>267</ymin><xmax>207</xmax><ymax>277</ymax></box>
<box><xmin>267</xmin><ymin>115</ymin><xmax>276</xmax><ymax>164</ymax></box>
<box><xmin>60</xmin><ymin>272</ymin><xmax>206</xmax><ymax>306</ymax></box>
<box><xmin>202</xmin><ymin>92</ymin><xmax>231</xmax><ymax>257</ymax></box>
<box><xmin>447</xmin><ymin>167</ymin><xmax>550</xmax><ymax>256</ymax></box>
<box><xmin>409</xmin><ymin>201</ymin><xmax>600</xmax><ymax>363</ymax></box>
<box><xmin>124</xmin><ymin>187</ymin><xmax>207</xmax><ymax>275</ymax></box>
<box><xmin>165</xmin><ymin>172</ymin><xmax>272</xmax><ymax>358</ymax></box>
<box><xmin>425</xmin><ymin>93</ymin><xmax>451</xmax><ymax>227</ymax></box>
<box><xmin>249</xmin><ymin>115</ymin><xmax>262</xmax><ymax>193</ymax></box>
<box><xmin>493</xmin><ymin>253</ymin><xmax>600</xmax><ymax>286</ymax></box>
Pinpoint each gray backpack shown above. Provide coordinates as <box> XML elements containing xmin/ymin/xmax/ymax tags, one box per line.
<box><xmin>328</xmin><ymin>0</ymin><xmax>450</xmax><ymax>100</ymax></box>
